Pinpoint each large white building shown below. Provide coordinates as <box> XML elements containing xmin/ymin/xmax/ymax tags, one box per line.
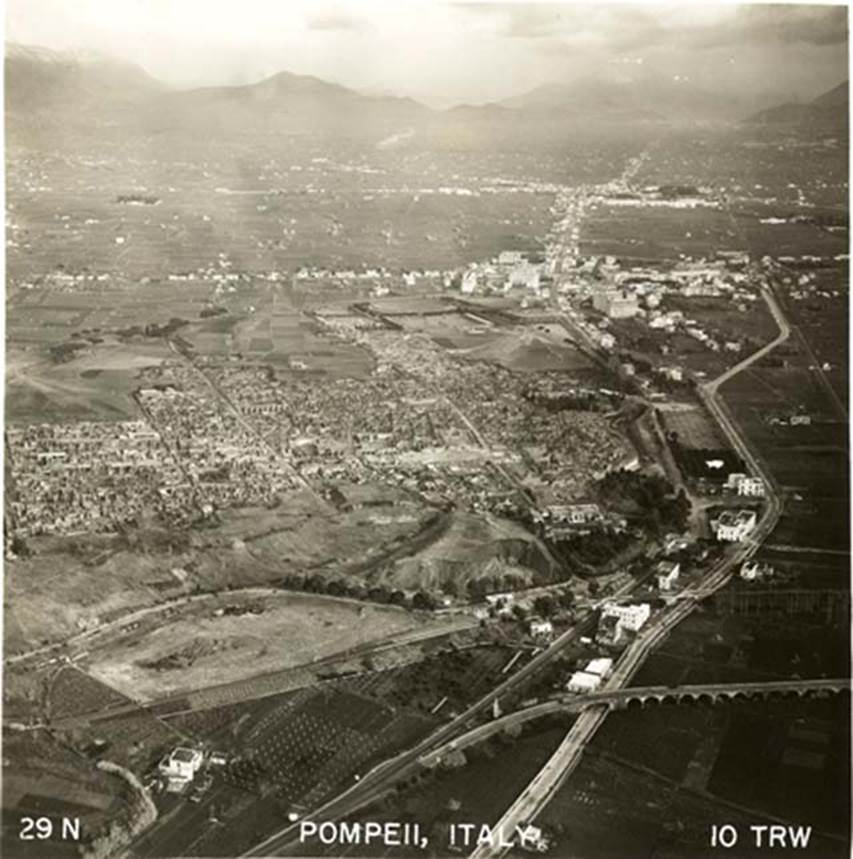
<box><xmin>601</xmin><ymin>601</ymin><xmax>651</xmax><ymax>632</ymax></box>
<box><xmin>598</xmin><ymin>601</ymin><xmax>651</xmax><ymax>645</ymax></box>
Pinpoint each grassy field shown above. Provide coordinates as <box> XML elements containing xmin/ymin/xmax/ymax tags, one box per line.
<box><xmin>82</xmin><ymin>593</ymin><xmax>468</xmax><ymax>701</ymax></box>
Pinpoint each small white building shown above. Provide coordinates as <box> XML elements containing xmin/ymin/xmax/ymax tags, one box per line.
<box><xmin>740</xmin><ymin>561</ymin><xmax>760</xmax><ymax>580</ymax></box>
<box><xmin>567</xmin><ymin>671</ymin><xmax>602</xmax><ymax>693</ymax></box>
<box><xmin>656</xmin><ymin>560</ymin><xmax>681</xmax><ymax>591</ymax></box>
<box><xmin>737</xmin><ymin>476</ymin><xmax>765</xmax><ymax>497</ymax></box>
<box><xmin>529</xmin><ymin>618</ymin><xmax>554</xmax><ymax>639</ymax></box>
<box><xmin>517</xmin><ymin>823</ymin><xmax>550</xmax><ymax>853</ymax></box>
<box><xmin>159</xmin><ymin>747</ymin><xmax>203</xmax><ymax>790</ymax></box>
<box><xmin>461</xmin><ymin>269</ymin><xmax>478</xmax><ymax>294</ymax></box>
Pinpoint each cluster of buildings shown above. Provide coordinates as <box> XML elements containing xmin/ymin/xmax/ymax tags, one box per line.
<box><xmin>459</xmin><ymin>250</ymin><xmax>546</xmax><ymax>298</ymax></box>
<box><xmin>6</xmin><ymin>420</ymin><xmax>190</xmax><ymax>537</ymax></box>
<box><xmin>137</xmin><ymin>362</ymin><xmax>299</xmax><ymax>512</ymax></box>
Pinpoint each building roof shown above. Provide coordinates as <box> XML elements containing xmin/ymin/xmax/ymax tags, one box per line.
<box><xmin>585</xmin><ymin>657</ymin><xmax>613</xmax><ymax>676</ymax></box>
<box><xmin>172</xmin><ymin>747</ymin><xmax>200</xmax><ymax>763</ymax></box>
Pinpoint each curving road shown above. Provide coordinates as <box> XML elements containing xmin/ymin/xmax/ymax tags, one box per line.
<box><xmin>467</xmin><ymin>271</ymin><xmax>792</xmax><ymax>859</ymax></box>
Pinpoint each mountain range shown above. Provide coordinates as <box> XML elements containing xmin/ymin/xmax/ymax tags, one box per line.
<box><xmin>5</xmin><ymin>42</ymin><xmax>847</xmax><ymax>141</ymax></box>
<box><xmin>745</xmin><ymin>80</ymin><xmax>848</xmax><ymax>128</ymax></box>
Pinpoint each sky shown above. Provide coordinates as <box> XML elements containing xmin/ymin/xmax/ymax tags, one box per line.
<box><xmin>5</xmin><ymin>1</ymin><xmax>849</xmax><ymax>106</ymax></box>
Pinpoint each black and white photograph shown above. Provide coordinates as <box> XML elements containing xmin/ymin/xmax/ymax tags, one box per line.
<box><xmin>2</xmin><ymin>2</ymin><xmax>850</xmax><ymax>857</ymax></box>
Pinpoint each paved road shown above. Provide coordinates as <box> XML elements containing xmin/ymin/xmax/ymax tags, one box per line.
<box><xmin>467</xmin><ymin>270</ymin><xmax>791</xmax><ymax>859</ymax></box>
<box><xmin>420</xmin><ymin>678</ymin><xmax>849</xmax><ymax>764</ymax></box>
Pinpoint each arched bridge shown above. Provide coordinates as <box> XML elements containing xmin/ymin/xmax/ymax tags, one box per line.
<box><xmin>582</xmin><ymin>677</ymin><xmax>849</xmax><ymax>710</ymax></box>
<box><xmin>420</xmin><ymin>678</ymin><xmax>849</xmax><ymax>767</ymax></box>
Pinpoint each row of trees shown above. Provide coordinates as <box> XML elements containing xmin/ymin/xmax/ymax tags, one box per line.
<box><xmin>278</xmin><ymin>572</ymin><xmax>440</xmax><ymax>611</ymax></box>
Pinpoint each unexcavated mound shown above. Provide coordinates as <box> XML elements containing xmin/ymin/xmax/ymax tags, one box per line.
<box><xmin>384</xmin><ymin>512</ymin><xmax>558</xmax><ymax>592</ymax></box>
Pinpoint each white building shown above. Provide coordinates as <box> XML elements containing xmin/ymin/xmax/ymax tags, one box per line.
<box><xmin>585</xmin><ymin>657</ymin><xmax>614</xmax><ymax>678</ymax></box>
<box><xmin>601</xmin><ymin>602</ymin><xmax>651</xmax><ymax>632</ymax></box>
<box><xmin>529</xmin><ymin>618</ymin><xmax>554</xmax><ymax>639</ymax></box>
<box><xmin>736</xmin><ymin>476</ymin><xmax>765</xmax><ymax>497</ymax></box>
<box><xmin>714</xmin><ymin>509</ymin><xmax>758</xmax><ymax>542</ymax></box>
<box><xmin>740</xmin><ymin>561</ymin><xmax>760</xmax><ymax>580</ymax></box>
<box><xmin>567</xmin><ymin>671</ymin><xmax>602</xmax><ymax>693</ymax></box>
<box><xmin>517</xmin><ymin>824</ymin><xmax>550</xmax><ymax>853</ymax></box>
<box><xmin>159</xmin><ymin>747</ymin><xmax>204</xmax><ymax>791</ymax></box>
<box><xmin>656</xmin><ymin>560</ymin><xmax>681</xmax><ymax>591</ymax></box>
<box><xmin>461</xmin><ymin>269</ymin><xmax>478</xmax><ymax>294</ymax></box>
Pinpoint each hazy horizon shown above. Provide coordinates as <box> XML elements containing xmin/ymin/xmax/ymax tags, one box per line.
<box><xmin>5</xmin><ymin>1</ymin><xmax>849</xmax><ymax>108</ymax></box>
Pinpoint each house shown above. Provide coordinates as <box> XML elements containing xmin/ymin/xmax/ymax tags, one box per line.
<box><xmin>517</xmin><ymin>823</ymin><xmax>550</xmax><ymax>853</ymax></box>
<box><xmin>159</xmin><ymin>747</ymin><xmax>204</xmax><ymax>791</ymax></box>
<box><xmin>529</xmin><ymin>618</ymin><xmax>554</xmax><ymax>639</ymax></box>
<box><xmin>736</xmin><ymin>476</ymin><xmax>765</xmax><ymax>497</ymax></box>
<box><xmin>656</xmin><ymin>560</ymin><xmax>681</xmax><ymax>591</ymax></box>
<box><xmin>740</xmin><ymin>561</ymin><xmax>760</xmax><ymax>580</ymax></box>
<box><xmin>659</xmin><ymin>366</ymin><xmax>683</xmax><ymax>383</ymax></box>
<box><xmin>713</xmin><ymin>509</ymin><xmax>758</xmax><ymax>542</ymax></box>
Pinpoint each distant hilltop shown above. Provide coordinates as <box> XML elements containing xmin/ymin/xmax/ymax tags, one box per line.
<box><xmin>744</xmin><ymin>80</ymin><xmax>848</xmax><ymax>129</ymax></box>
<box><xmin>4</xmin><ymin>40</ymin><xmax>848</xmax><ymax>139</ymax></box>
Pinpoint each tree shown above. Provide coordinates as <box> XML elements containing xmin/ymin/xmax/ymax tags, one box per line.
<box><xmin>558</xmin><ymin>590</ymin><xmax>576</xmax><ymax>609</ymax></box>
<box><xmin>441</xmin><ymin>580</ymin><xmax>458</xmax><ymax>598</ymax></box>
<box><xmin>368</xmin><ymin>585</ymin><xmax>392</xmax><ymax>604</ymax></box>
<box><xmin>389</xmin><ymin>589</ymin><xmax>409</xmax><ymax>607</ymax></box>
<box><xmin>467</xmin><ymin>579</ymin><xmax>488</xmax><ymax>601</ymax></box>
<box><xmin>412</xmin><ymin>591</ymin><xmax>437</xmax><ymax>611</ymax></box>
<box><xmin>533</xmin><ymin>595</ymin><xmax>557</xmax><ymax>618</ymax></box>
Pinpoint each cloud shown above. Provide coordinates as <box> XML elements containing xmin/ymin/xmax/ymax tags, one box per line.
<box><xmin>453</xmin><ymin>3</ymin><xmax>847</xmax><ymax>51</ymax></box>
<box><xmin>689</xmin><ymin>5</ymin><xmax>848</xmax><ymax>48</ymax></box>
